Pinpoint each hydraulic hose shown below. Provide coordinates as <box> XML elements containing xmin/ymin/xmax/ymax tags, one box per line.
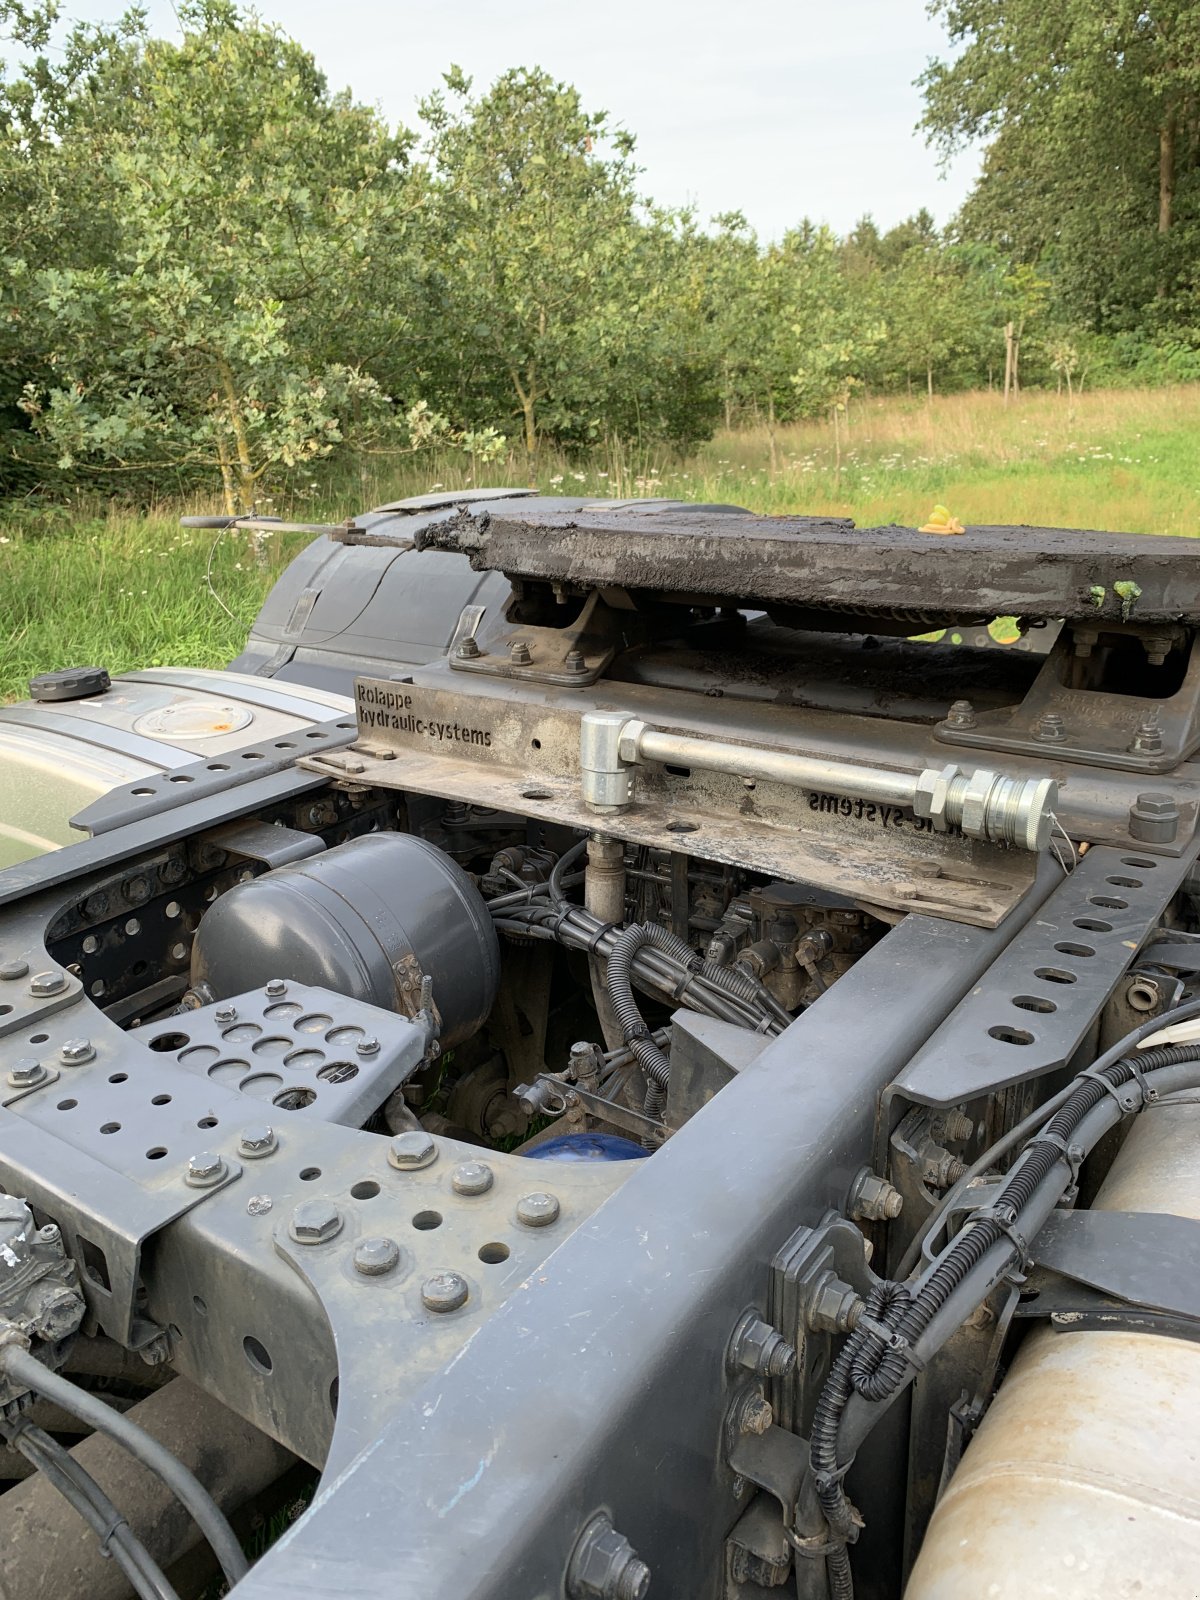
<box><xmin>0</xmin><ymin>1346</ymin><xmax>248</xmax><ymax>1588</ymax></box>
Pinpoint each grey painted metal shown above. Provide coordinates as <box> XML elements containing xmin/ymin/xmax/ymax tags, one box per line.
<box><xmin>70</xmin><ymin>717</ymin><xmax>356</xmax><ymax>836</ymax></box>
<box><xmin>162</xmin><ymin>983</ymin><xmax>428</xmax><ymax>1127</ymax></box>
<box><xmin>1030</xmin><ymin>1209</ymin><xmax>1200</xmax><ymax>1320</ymax></box>
<box><xmin>0</xmin><ymin>765</ymin><xmax>332</xmax><ymax>909</ymax></box>
<box><xmin>892</xmin><ymin>842</ymin><xmax>1200</xmax><ymax>1106</ymax></box>
<box><xmin>231</xmin><ymin>885</ymin><xmax>1057</xmax><ymax>1600</ymax></box>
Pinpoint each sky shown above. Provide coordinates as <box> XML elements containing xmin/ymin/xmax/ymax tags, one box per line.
<box><xmin>62</xmin><ymin>0</ymin><xmax>982</xmax><ymax>240</ymax></box>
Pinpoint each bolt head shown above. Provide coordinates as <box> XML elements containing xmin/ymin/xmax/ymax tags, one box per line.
<box><xmin>945</xmin><ymin>698</ymin><xmax>977</xmax><ymax>729</ymax></box>
<box><xmin>290</xmin><ymin>1199</ymin><xmax>343</xmax><ymax>1244</ymax></box>
<box><xmin>515</xmin><ymin>1191</ymin><xmax>560</xmax><ymax>1228</ymax></box>
<box><xmin>185</xmin><ymin>1150</ymin><xmax>226</xmax><ymax>1187</ymax></box>
<box><xmin>238</xmin><ymin>1124</ymin><xmax>277</xmax><ymax>1158</ymax></box>
<box><xmin>59</xmin><ymin>1038</ymin><xmax>95</xmax><ymax>1065</ymax></box>
<box><xmin>265</xmin><ymin>979</ymin><xmax>287</xmax><ymax>998</ymax></box>
<box><xmin>0</xmin><ymin>959</ymin><xmax>29</xmax><ymax>981</ymax></box>
<box><xmin>1034</xmin><ymin>712</ymin><xmax>1067</xmax><ymax>743</ymax></box>
<box><xmin>355</xmin><ymin>1036</ymin><xmax>381</xmax><ymax>1058</ymax></box>
<box><xmin>37</xmin><ymin>1223</ymin><xmax>61</xmax><ymax>1246</ymax></box>
<box><xmin>28</xmin><ymin>971</ymin><xmax>67</xmax><ymax>997</ymax></box>
<box><xmin>421</xmin><ymin>1270</ymin><xmax>468</xmax><ymax>1312</ymax></box>
<box><xmin>214</xmin><ymin>1003</ymin><xmax>238</xmax><ymax>1024</ymax></box>
<box><xmin>456</xmin><ymin>636</ymin><xmax>481</xmax><ymax>660</ymax></box>
<box><xmin>738</xmin><ymin>1391</ymin><xmax>774</xmax><ymax>1435</ymax></box>
<box><xmin>452</xmin><ymin>1160</ymin><xmax>494</xmax><ymax>1196</ymax></box>
<box><xmin>354</xmin><ymin>1236</ymin><xmax>401</xmax><ymax>1276</ymax></box>
<box><xmin>565</xmin><ymin>649</ymin><xmax>587</xmax><ymax>675</ymax></box>
<box><xmin>1134</xmin><ymin>791</ymin><xmax>1177</xmax><ymax>818</ymax></box>
<box><xmin>388</xmin><ymin>1131</ymin><xmax>438</xmax><ymax>1170</ymax></box>
<box><xmin>7</xmin><ymin>1058</ymin><xmax>46</xmax><ymax>1088</ymax></box>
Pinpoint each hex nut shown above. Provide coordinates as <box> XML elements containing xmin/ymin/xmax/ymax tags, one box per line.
<box><xmin>185</xmin><ymin>1151</ymin><xmax>226</xmax><ymax>1188</ymax></box>
<box><xmin>59</xmin><ymin>1038</ymin><xmax>95</xmax><ymax>1066</ymax></box>
<box><xmin>354</xmin><ymin>1236</ymin><xmax>401</xmax><ymax>1277</ymax></box>
<box><xmin>848</xmin><ymin>1167</ymin><xmax>904</xmax><ymax>1223</ymax></box>
<box><xmin>290</xmin><ymin>1199</ymin><xmax>343</xmax><ymax>1244</ymax></box>
<box><xmin>567</xmin><ymin>1513</ymin><xmax>652</xmax><ymax>1600</ymax></box>
<box><xmin>912</xmin><ymin>763</ymin><xmax>959</xmax><ymax>830</ymax></box>
<box><xmin>1130</xmin><ymin>791</ymin><xmax>1179</xmax><ymax>844</ymax></box>
<box><xmin>959</xmin><ymin>768</ymin><xmax>996</xmax><ymax>841</ymax></box>
<box><xmin>451</xmin><ymin>1161</ymin><xmax>494</xmax><ymax>1196</ymax></box>
<box><xmin>421</xmin><ymin>1270</ymin><xmax>468</xmax><ymax>1312</ymax></box>
<box><xmin>238</xmin><ymin>1124</ymin><xmax>277</xmax><ymax>1159</ymax></box>
<box><xmin>516</xmin><ymin>1191</ymin><xmax>560</xmax><ymax>1228</ymax></box>
<box><xmin>736</xmin><ymin>1391</ymin><xmax>774</xmax><ymax>1436</ymax></box>
<box><xmin>28</xmin><ymin>972</ymin><xmax>67</xmax><ymax>997</ymax></box>
<box><xmin>0</xmin><ymin>959</ymin><xmax>30</xmax><ymax>981</ymax></box>
<box><xmin>7</xmin><ymin>1058</ymin><xmax>45</xmax><ymax>1089</ymax></box>
<box><xmin>388</xmin><ymin>1131</ymin><xmax>438</xmax><ymax>1171</ymax></box>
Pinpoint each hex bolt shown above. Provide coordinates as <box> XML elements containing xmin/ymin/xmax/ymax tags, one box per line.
<box><xmin>567</xmin><ymin>1513</ymin><xmax>652</xmax><ymax>1600</ymax></box>
<box><xmin>354</xmin><ymin>1236</ymin><xmax>401</xmax><ymax>1277</ymax></box>
<box><xmin>730</xmin><ymin>1312</ymin><xmax>797</xmax><ymax>1378</ymax></box>
<box><xmin>565</xmin><ymin>648</ymin><xmax>588</xmax><ymax>676</ymax></box>
<box><xmin>847</xmin><ymin>1167</ymin><xmax>904</xmax><ymax>1223</ymax></box>
<box><xmin>515</xmin><ymin>1191</ymin><xmax>560</xmax><ymax>1228</ymax></box>
<box><xmin>7</xmin><ymin>1058</ymin><xmax>46</xmax><ymax>1089</ymax></box>
<box><xmin>456</xmin><ymin>636</ymin><xmax>481</xmax><ymax>660</ymax></box>
<box><xmin>509</xmin><ymin>639</ymin><xmax>533</xmax><ymax>666</ymax></box>
<box><xmin>355</xmin><ymin>1036</ymin><xmax>381</xmax><ymax>1058</ymax></box>
<box><xmin>1034</xmin><ymin>711</ymin><xmax>1067</xmax><ymax>744</ymax></box>
<box><xmin>421</xmin><ymin>1270</ymin><xmax>468</xmax><ymax>1312</ymax></box>
<box><xmin>452</xmin><ymin>1160</ymin><xmax>494</xmax><ymax>1196</ymax></box>
<box><xmin>37</xmin><ymin>1223</ymin><xmax>61</xmax><ymax>1247</ymax></box>
<box><xmin>237</xmin><ymin>1124</ymin><xmax>277</xmax><ymax>1159</ymax></box>
<box><xmin>735</xmin><ymin>1390</ymin><xmax>774</xmax><ymax>1436</ymax></box>
<box><xmin>185</xmin><ymin>1151</ymin><xmax>227</xmax><ymax>1188</ymax></box>
<box><xmin>289</xmin><ymin>1199</ymin><xmax>343</xmax><ymax>1244</ymax></box>
<box><xmin>1129</xmin><ymin>712</ymin><xmax>1164</xmax><ymax>756</ymax></box>
<box><xmin>388</xmin><ymin>1131</ymin><xmax>438</xmax><ymax>1171</ymax></box>
<box><xmin>937</xmin><ymin>1110</ymin><xmax>974</xmax><ymax>1144</ymax></box>
<box><xmin>28</xmin><ymin>971</ymin><xmax>67</xmax><ymax>998</ymax></box>
<box><xmin>265</xmin><ymin>979</ymin><xmax>287</xmax><ymax>998</ymax></box>
<box><xmin>944</xmin><ymin>699</ymin><xmax>977</xmax><ymax>730</ymax></box>
<box><xmin>1129</xmin><ymin>790</ymin><xmax>1179</xmax><ymax>844</ymax></box>
<box><xmin>214</xmin><ymin>1003</ymin><xmax>238</xmax><ymax>1025</ymax></box>
<box><xmin>0</xmin><ymin>959</ymin><xmax>30</xmax><ymax>981</ymax></box>
<box><xmin>59</xmin><ymin>1038</ymin><xmax>95</xmax><ymax>1066</ymax></box>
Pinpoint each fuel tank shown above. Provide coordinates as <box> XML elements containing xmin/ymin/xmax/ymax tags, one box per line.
<box><xmin>905</xmin><ymin>1102</ymin><xmax>1200</xmax><ymax>1599</ymax></box>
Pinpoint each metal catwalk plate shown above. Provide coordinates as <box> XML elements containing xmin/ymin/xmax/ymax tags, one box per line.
<box><xmin>417</xmin><ymin>503</ymin><xmax>1200</xmax><ymax>625</ymax></box>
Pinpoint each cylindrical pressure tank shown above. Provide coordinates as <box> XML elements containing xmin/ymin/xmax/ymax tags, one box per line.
<box><xmin>906</xmin><ymin>1103</ymin><xmax>1200</xmax><ymax>1599</ymax></box>
<box><xmin>191</xmin><ymin>832</ymin><xmax>500</xmax><ymax>1049</ymax></box>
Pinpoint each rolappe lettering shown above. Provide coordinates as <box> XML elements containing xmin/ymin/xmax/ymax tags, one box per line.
<box><xmin>807</xmin><ymin>791</ymin><xmax>935</xmax><ymax>833</ymax></box>
<box><xmin>355</xmin><ymin>687</ymin><xmax>492</xmax><ymax>748</ymax></box>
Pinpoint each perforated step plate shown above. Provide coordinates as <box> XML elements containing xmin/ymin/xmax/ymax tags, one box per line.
<box><xmin>155</xmin><ymin>982</ymin><xmax>426</xmax><ymax>1125</ymax></box>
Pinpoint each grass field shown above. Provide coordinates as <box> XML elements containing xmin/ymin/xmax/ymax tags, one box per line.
<box><xmin>3</xmin><ymin>384</ymin><xmax>1199</xmax><ymax>702</ymax></box>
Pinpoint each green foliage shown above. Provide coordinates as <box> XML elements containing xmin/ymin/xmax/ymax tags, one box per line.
<box><xmin>3</xmin><ymin>1</ymin><xmax>1200</xmax><ymax>511</ymax></box>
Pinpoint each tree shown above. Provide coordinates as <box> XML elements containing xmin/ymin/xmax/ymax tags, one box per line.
<box><xmin>416</xmin><ymin>65</ymin><xmax>647</xmax><ymax>474</ymax></box>
<box><xmin>922</xmin><ymin>2</ymin><xmax>1200</xmax><ymax>321</ymax></box>
<box><xmin>8</xmin><ymin>1</ymin><xmax>427</xmax><ymax>510</ymax></box>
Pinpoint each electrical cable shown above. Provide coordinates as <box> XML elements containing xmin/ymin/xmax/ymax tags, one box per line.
<box><xmin>0</xmin><ymin>1346</ymin><xmax>248</xmax><ymax>1588</ymax></box>
<box><xmin>806</xmin><ymin>994</ymin><xmax>1200</xmax><ymax>1599</ymax></box>
<box><xmin>1</xmin><ymin>1418</ymin><xmax>180</xmax><ymax>1600</ymax></box>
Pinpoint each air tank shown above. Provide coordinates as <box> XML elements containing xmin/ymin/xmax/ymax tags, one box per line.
<box><xmin>190</xmin><ymin>832</ymin><xmax>500</xmax><ymax>1049</ymax></box>
<box><xmin>906</xmin><ymin>1102</ymin><xmax>1200</xmax><ymax>1599</ymax></box>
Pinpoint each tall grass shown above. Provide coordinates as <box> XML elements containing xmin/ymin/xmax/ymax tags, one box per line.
<box><xmin>3</xmin><ymin>384</ymin><xmax>1199</xmax><ymax>701</ymax></box>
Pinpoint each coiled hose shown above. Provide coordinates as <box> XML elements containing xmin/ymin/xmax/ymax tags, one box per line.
<box><xmin>606</xmin><ymin>923</ymin><xmax>678</xmax><ymax>1118</ymax></box>
<box><xmin>810</xmin><ymin>1036</ymin><xmax>1200</xmax><ymax>1598</ymax></box>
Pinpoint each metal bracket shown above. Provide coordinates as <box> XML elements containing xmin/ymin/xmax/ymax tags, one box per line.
<box><xmin>1027</xmin><ymin>1208</ymin><xmax>1200</xmax><ymax>1322</ymax></box>
<box><xmin>769</xmin><ymin>1217</ymin><xmax>876</xmax><ymax>1434</ymax></box>
<box><xmin>69</xmin><ymin>716</ymin><xmax>357</xmax><ymax>836</ymax></box>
